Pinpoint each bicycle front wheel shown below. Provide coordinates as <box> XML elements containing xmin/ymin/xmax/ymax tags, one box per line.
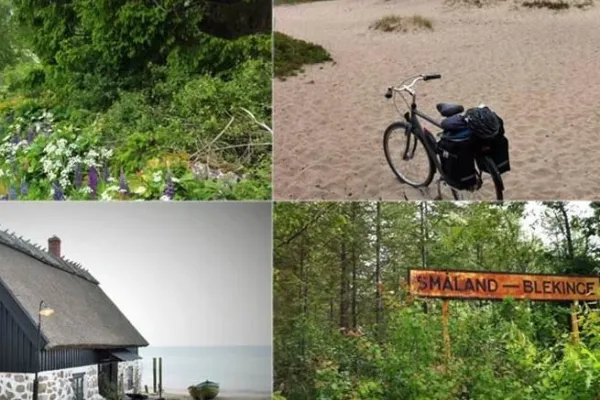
<box><xmin>383</xmin><ymin>122</ymin><xmax>435</xmax><ymax>188</ymax></box>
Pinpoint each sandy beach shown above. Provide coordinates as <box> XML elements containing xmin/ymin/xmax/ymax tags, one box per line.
<box><xmin>274</xmin><ymin>0</ymin><xmax>600</xmax><ymax>200</ymax></box>
<box><xmin>162</xmin><ymin>391</ymin><xmax>271</xmax><ymax>400</ymax></box>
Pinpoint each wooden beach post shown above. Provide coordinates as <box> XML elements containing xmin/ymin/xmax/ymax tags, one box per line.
<box><xmin>153</xmin><ymin>357</ymin><xmax>157</xmax><ymax>393</ymax></box>
<box><xmin>159</xmin><ymin>357</ymin><xmax>163</xmax><ymax>397</ymax></box>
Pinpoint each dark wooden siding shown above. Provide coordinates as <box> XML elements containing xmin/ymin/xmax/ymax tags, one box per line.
<box><xmin>41</xmin><ymin>348</ymin><xmax>100</xmax><ymax>372</ymax></box>
<box><xmin>0</xmin><ymin>299</ymin><xmax>35</xmax><ymax>372</ymax></box>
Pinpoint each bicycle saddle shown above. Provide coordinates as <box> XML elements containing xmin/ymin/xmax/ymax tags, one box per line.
<box><xmin>436</xmin><ymin>103</ymin><xmax>464</xmax><ymax>117</ymax></box>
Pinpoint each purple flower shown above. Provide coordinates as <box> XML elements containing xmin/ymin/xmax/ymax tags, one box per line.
<box><xmin>11</xmin><ymin>135</ymin><xmax>19</xmax><ymax>144</ymax></box>
<box><xmin>20</xmin><ymin>180</ymin><xmax>28</xmax><ymax>196</ymax></box>
<box><xmin>27</xmin><ymin>129</ymin><xmax>35</xmax><ymax>143</ymax></box>
<box><xmin>74</xmin><ymin>164</ymin><xmax>82</xmax><ymax>189</ymax></box>
<box><xmin>52</xmin><ymin>183</ymin><xmax>64</xmax><ymax>201</ymax></box>
<box><xmin>8</xmin><ymin>187</ymin><xmax>17</xmax><ymax>200</ymax></box>
<box><xmin>163</xmin><ymin>170</ymin><xmax>175</xmax><ymax>200</ymax></box>
<box><xmin>89</xmin><ymin>166</ymin><xmax>98</xmax><ymax>199</ymax></box>
<box><xmin>119</xmin><ymin>168</ymin><xmax>129</xmax><ymax>194</ymax></box>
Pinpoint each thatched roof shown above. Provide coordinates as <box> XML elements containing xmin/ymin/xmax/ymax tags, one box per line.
<box><xmin>0</xmin><ymin>229</ymin><xmax>148</xmax><ymax>350</ymax></box>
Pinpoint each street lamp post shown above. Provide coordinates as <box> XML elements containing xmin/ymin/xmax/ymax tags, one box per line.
<box><xmin>33</xmin><ymin>301</ymin><xmax>54</xmax><ymax>400</ymax></box>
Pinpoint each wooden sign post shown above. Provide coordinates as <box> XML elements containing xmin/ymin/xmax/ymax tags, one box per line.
<box><xmin>441</xmin><ymin>299</ymin><xmax>450</xmax><ymax>370</ymax></box>
<box><xmin>409</xmin><ymin>269</ymin><xmax>600</xmax><ymax>348</ymax></box>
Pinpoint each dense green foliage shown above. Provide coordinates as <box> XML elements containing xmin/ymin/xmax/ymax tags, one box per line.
<box><xmin>0</xmin><ymin>0</ymin><xmax>272</xmax><ymax>200</ymax></box>
<box><xmin>274</xmin><ymin>201</ymin><xmax>600</xmax><ymax>399</ymax></box>
<box><xmin>274</xmin><ymin>32</ymin><xmax>332</xmax><ymax>79</ymax></box>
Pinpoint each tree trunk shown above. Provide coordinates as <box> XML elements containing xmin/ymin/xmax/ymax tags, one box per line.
<box><xmin>339</xmin><ymin>241</ymin><xmax>349</xmax><ymax>329</ymax></box>
<box><xmin>558</xmin><ymin>204</ymin><xmax>574</xmax><ymax>259</ymax></box>
<box><xmin>351</xmin><ymin>244</ymin><xmax>357</xmax><ymax>329</ymax></box>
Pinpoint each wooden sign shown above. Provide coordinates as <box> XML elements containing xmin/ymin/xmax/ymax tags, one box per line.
<box><xmin>409</xmin><ymin>269</ymin><xmax>600</xmax><ymax>302</ymax></box>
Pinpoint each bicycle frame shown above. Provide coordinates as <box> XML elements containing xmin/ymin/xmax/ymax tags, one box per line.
<box><xmin>401</xmin><ymin>103</ymin><xmax>444</xmax><ymax>174</ymax></box>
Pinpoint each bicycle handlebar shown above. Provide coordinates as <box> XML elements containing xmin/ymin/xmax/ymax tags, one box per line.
<box><xmin>384</xmin><ymin>73</ymin><xmax>442</xmax><ymax>99</ymax></box>
<box><xmin>423</xmin><ymin>73</ymin><xmax>441</xmax><ymax>81</ymax></box>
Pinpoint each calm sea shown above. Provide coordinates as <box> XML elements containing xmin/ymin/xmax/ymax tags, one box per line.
<box><xmin>139</xmin><ymin>346</ymin><xmax>272</xmax><ymax>395</ymax></box>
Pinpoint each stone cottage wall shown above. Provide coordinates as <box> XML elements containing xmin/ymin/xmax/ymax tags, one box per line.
<box><xmin>0</xmin><ymin>365</ymin><xmax>103</xmax><ymax>400</ymax></box>
<box><xmin>117</xmin><ymin>361</ymin><xmax>142</xmax><ymax>394</ymax></box>
<box><xmin>0</xmin><ymin>373</ymin><xmax>33</xmax><ymax>400</ymax></box>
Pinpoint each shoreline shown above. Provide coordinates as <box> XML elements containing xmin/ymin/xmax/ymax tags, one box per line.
<box><xmin>151</xmin><ymin>390</ymin><xmax>271</xmax><ymax>399</ymax></box>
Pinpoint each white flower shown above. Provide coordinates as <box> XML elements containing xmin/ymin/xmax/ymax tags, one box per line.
<box><xmin>100</xmin><ymin>191</ymin><xmax>114</xmax><ymax>201</ymax></box>
<box><xmin>104</xmin><ymin>185</ymin><xmax>120</xmax><ymax>193</ymax></box>
<box><xmin>152</xmin><ymin>171</ymin><xmax>162</xmax><ymax>183</ymax></box>
<box><xmin>160</xmin><ymin>195</ymin><xmax>171</xmax><ymax>202</ymax></box>
<box><xmin>171</xmin><ymin>176</ymin><xmax>181</xmax><ymax>183</ymax></box>
<box><xmin>79</xmin><ymin>187</ymin><xmax>93</xmax><ymax>194</ymax></box>
<box><xmin>133</xmin><ymin>186</ymin><xmax>146</xmax><ymax>194</ymax></box>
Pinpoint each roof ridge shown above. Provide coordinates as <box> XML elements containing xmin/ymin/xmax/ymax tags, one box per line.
<box><xmin>0</xmin><ymin>228</ymin><xmax>99</xmax><ymax>284</ymax></box>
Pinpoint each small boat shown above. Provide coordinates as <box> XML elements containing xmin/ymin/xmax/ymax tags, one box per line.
<box><xmin>188</xmin><ymin>380</ymin><xmax>220</xmax><ymax>400</ymax></box>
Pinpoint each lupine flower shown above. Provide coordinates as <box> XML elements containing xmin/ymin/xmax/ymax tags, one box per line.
<box><xmin>119</xmin><ymin>168</ymin><xmax>129</xmax><ymax>194</ymax></box>
<box><xmin>52</xmin><ymin>183</ymin><xmax>64</xmax><ymax>201</ymax></box>
<box><xmin>27</xmin><ymin>129</ymin><xmax>35</xmax><ymax>143</ymax></box>
<box><xmin>74</xmin><ymin>164</ymin><xmax>83</xmax><ymax>189</ymax></box>
<box><xmin>8</xmin><ymin>187</ymin><xmax>17</xmax><ymax>200</ymax></box>
<box><xmin>20</xmin><ymin>180</ymin><xmax>28</xmax><ymax>197</ymax></box>
<box><xmin>11</xmin><ymin>135</ymin><xmax>19</xmax><ymax>144</ymax></box>
<box><xmin>89</xmin><ymin>166</ymin><xmax>98</xmax><ymax>199</ymax></box>
<box><xmin>163</xmin><ymin>170</ymin><xmax>175</xmax><ymax>200</ymax></box>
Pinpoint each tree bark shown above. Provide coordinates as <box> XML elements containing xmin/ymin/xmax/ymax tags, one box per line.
<box><xmin>339</xmin><ymin>241</ymin><xmax>349</xmax><ymax>329</ymax></box>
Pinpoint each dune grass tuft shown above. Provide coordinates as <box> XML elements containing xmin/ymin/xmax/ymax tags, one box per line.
<box><xmin>444</xmin><ymin>0</ymin><xmax>507</xmax><ymax>7</ymax></box>
<box><xmin>274</xmin><ymin>32</ymin><xmax>333</xmax><ymax>79</ymax></box>
<box><xmin>370</xmin><ymin>15</ymin><xmax>434</xmax><ymax>33</ymax></box>
<box><xmin>520</xmin><ymin>0</ymin><xmax>593</xmax><ymax>9</ymax></box>
<box><xmin>274</xmin><ymin>0</ymin><xmax>330</xmax><ymax>4</ymax></box>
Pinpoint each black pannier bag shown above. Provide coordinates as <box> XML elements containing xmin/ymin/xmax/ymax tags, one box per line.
<box><xmin>474</xmin><ymin>115</ymin><xmax>510</xmax><ymax>174</ymax></box>
<box><xmin>437</xmin><ymin>130</ymin><xmax>477</xmax><ymax>190</ymax></box>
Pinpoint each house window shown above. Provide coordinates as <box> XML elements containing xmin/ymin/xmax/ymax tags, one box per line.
<box><xmin>71</xmin><ymin>373</ymin><xmax>85</xmax><ymax>400</ymax></box>
<box><xmin>127</xmin><ymin>366</ymin><xmax>134</xmax><ymax>390</ymax></box>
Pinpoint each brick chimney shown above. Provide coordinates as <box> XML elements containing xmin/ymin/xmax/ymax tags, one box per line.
<box><xmin>48</xmin><ymin>236</ymin><xmax>61</xmax><ymax>258</ymax></box>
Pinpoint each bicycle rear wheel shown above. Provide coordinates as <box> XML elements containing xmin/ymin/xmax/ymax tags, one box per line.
<box><xmin>450</xmin><ymin>156</ymin><xmax>503</xmax><ymax>201</ymax></box>
<box><xmin>383</xmin><ymin>122</ymin><xmax>435</xmax><ymax>188</ymax></box>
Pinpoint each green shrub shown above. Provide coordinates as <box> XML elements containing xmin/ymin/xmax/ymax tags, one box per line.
<box><xmin>274</xmin><ymin>32</ymin><xmax>332</xmax><ymax>78</ymax></box>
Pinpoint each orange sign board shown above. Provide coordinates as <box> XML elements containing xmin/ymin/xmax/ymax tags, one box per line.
<box><xmin>409</xmin><ymin>269</ymin><xmax>600</xmax><ymax>302</ymax></box>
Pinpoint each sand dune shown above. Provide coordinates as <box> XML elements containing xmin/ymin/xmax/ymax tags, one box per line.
<box><xmin>273</xmin><ymin>0</ymin><xmax>600</xmax><ymax>200</ymax></box>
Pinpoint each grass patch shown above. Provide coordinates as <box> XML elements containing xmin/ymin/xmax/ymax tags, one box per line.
<box><xmin>444</xmin><ymin>0</ymin><xmax>507</xmax><ymax>7</ymax></box>
<box><xmin>370</xmin><ymin>15</ymin><xmax>433</xmax><ymax>33</ymax></box>
<box><xmin>274</xmin><ymin>0</ymin><xmax>330</xmax><ymax>4</ymax></box>
<box><xmin>274</xmin><ymin>32</ymin><xmax>332</xmax><ymax>78</ymax></box>
<box><xmin>520</xmin><ymin>0</ymin><xmax>593</xmax><ymax>8</ymax></box>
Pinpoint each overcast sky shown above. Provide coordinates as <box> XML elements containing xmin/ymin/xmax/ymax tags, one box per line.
<box><xmin>0</xmin><ymin>202</ymin><xmax>272</xmax><ymax>347</ymax></box>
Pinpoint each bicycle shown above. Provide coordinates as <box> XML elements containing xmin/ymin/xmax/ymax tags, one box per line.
<box><xmin>382</xmin><ymin>73</ymin><xmax>505</xmax><ymax>200</ymax></box>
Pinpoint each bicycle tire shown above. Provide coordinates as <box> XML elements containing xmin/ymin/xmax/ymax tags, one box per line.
<box><xmin>450</xmin><ymin>156</ymin><xmax>503</xmax><ymax>201</ymax></box>
<box><xmin>383</xmin><ymin>122</ymin><xmax>435</xmax><ymax>188</ymax></box>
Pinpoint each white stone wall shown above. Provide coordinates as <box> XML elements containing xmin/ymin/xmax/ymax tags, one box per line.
<box><xmin>0</xmin><ymin>373</ymin><xmax>33</xmax><ymax>400</ymax></box>
<box><xmin>0</xmin><ymin>361</ymin><xmax>142</xmax><ymax>400</ymax></box>
<box><xmin>117</xmin><ymin>361</ymin><xmax>142</xmax><ymax>394</ymax></box>
<box><xmin>0</xmin><ymin>365</ymin><xmax>103</xmax><ymax>400</ymax></box>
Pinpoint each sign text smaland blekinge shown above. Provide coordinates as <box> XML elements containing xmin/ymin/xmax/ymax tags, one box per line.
<box><xmin>409</xmin><ymin>269</ymin><xmax>600</xmax><ymax>301</ymax></box>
